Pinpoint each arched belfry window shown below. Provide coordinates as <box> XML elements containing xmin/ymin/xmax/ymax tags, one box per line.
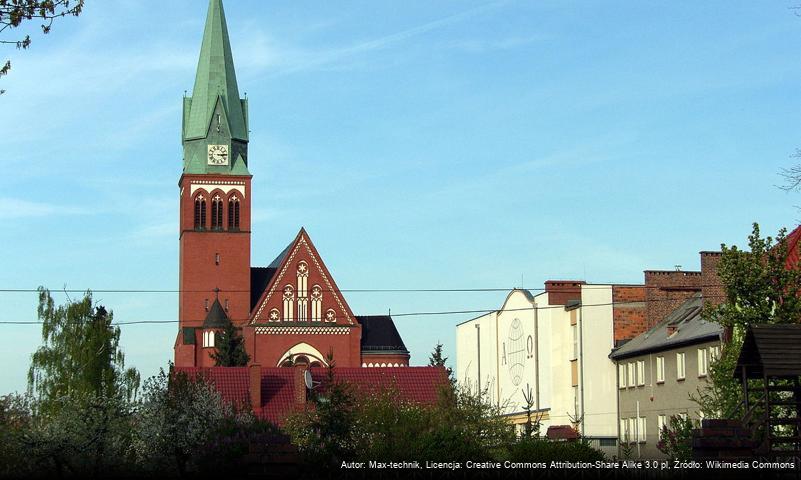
<box><xmin>297</xmin><ymin>262</ymin><xmax>309</xmax><ymax>322</ymax></box>
<box><xmin>282</xmin><ymin>285</ymin><xmax>294</xmax><ymax>322</ymax></box>
<box><xmin>228</xmin><ymin>195</ymin><xmax>240</xmax><ymax>230</ymax></box>
<box><xmin>194</xmin><ymin>195</ymin><xmax>206</xmax><ymax>230</ymax></box>
<box><xmin>311</xmin><ymin>285</ymin><xmax>322</xmax><ymax>322</ymax></box>
<box><xmin>211</xmin><ymin>194</ymin><xmax>223</xmax><ymax>230</ymax></box>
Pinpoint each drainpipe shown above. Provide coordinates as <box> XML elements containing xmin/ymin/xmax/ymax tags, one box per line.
<box><xmin>579</xmin><ymin>305</ymin><xmax>586</xmax><ymax>436</ymax></box>
<box><xmin>476</xmin><ymin>323</ymin><xmax>481</xmax><ymax>395</ymax></box>
<box><xmin>534</xmin><ymin>304</ymin><xmax>540</xmax><ymax>411</ymax></box>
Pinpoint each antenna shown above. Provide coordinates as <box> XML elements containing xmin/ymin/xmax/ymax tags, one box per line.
<box><xmin>304</xmin><ymin>369</ymin><xmax>313</xmax><ymax>389</ymax></box>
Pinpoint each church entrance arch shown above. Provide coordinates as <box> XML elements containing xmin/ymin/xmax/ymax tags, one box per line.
<box><xmin>277</xmin><ymin>342</ymin><xmax>328</xmax><ymax>368</ymax></box>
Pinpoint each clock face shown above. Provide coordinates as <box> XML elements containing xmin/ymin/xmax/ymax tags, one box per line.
<box><xmin>207</xmin><ymin>144</ymin><xmax>229</xmax><ymax>166</ymax></box>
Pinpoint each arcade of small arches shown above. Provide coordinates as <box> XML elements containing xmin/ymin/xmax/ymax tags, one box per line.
<box><xmin>361</xmin><ymin>362</ymin><xmax>406</xmax><ymax>367</ymax></box>
<box><xmin>193</xmin><ymin>191</ymin><xmax>241</xmax><ymax>230</ymax></box>
<box><xmin>277</xmin><ymin>343</ymin><xmax>327</xmax><ymax>368</ymax></box>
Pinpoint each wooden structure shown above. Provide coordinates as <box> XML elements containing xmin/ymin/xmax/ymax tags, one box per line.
<box><xmin>735</xmin><ymin>324</ymin><xmax>801</xmax><ymax>458</ymax></box>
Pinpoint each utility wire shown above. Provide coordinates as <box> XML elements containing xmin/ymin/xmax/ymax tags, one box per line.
<box><xmin>0</xmin><ymin>294</ymin><xmax>727</xmax><ymax>326</ymax></box>
<box><xmin>0</xmin><ymin>282</ymin><xmax>729</xmax><ymax>294</ymax></box>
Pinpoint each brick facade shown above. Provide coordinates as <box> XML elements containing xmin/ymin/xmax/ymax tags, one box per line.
<box><xmin>611</xmin><ymin>286</ymin><xmax>647</xmax><ymax>343</ymax></box>
<box><xmin>644</xmin><ymin>270</ymin><xmax>702</xmax><ymax>329</ymax></box>
<box><xmin>545</xmin><ymin>280</ymin><xmax>585</xmax><ymax>305</ymax></box>
<box><xmin>700</xmin><ymin>251</ymin><xmax>724</xmax><ymax>308</ymax></box>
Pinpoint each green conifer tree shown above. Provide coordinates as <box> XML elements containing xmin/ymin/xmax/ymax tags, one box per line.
<box><xmin>211</xmin><ymin>323</ymin><xmax>250</xmax><ymax>367</ymax></box>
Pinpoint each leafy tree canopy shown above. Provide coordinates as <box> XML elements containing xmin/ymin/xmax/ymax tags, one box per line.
<box><xmin>696</xmin><ymin>223</ymin><xmax>801</xmax><ymax>418</ymax></box>
<box><xmin>27</xmin><ymin>287</ymin><xmax>140</xmax><ymax>413</ymax></box>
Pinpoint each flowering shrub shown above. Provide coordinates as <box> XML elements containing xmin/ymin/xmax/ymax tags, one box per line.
<box><xmin>656</xmin><ymin>415</ymin><xmax>695</xmax><ymax>460</ymax></box>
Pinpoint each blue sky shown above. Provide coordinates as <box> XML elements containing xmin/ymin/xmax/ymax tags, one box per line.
<box><xmin>1</xmin><ymin>0</ymin><xmax>799</xmax><ymax>393</ymax></box>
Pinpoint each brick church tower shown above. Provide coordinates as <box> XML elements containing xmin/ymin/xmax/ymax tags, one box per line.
<box><xmin>175</xmin><ymin>0</ymin><xmax>251</xmax><ymax>367</ymax></box>
<box><xmin>175</xmin><ymin>0</ymin><xmax>410</xmax><ymax>370</ymax></box>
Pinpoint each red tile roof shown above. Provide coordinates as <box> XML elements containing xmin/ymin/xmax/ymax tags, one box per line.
<box><xmin>174</xmin><ymin>366</ymin><xmax>450</xmax><ymax>426</ymax></box>
<box><xmin>309</xmin><ymin>367</ymin><xmax>449</xmax><ymax>406</ymax></box>
<box><xmin>546</xmin><ymin>425</ymin><xmax>579</xmax><ymax>440</ymax></box>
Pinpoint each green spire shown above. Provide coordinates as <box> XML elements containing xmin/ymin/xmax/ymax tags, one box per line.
<box><xmin>182</xmin><ymin>0</ymin><xmax>249</xmax><ymax>175</ymax></box>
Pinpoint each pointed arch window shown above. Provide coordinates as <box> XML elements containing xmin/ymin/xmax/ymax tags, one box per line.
<box><xmin>194</xmin><ymin>195</ymin><xmax>206</xmax><ymax>230</ymax></box>
<box><xmin>311</xmin><ymin>285</ymin><xmax>322</xmax><ymax>322</ymax></box>
<box><xmin>282</xmin><ymin>285</ymin><xmax>294</xmax><ymax>322</ymax></box>
<box><xmin>211</xmin><ymin>195</ymin><xmax>223</xmax><ymax>230</ymax></box>
<box><xmin>297</xmin><ymin>262</ymin><xmax>309</xmax><ymax>322</ymax></box>
<box><xmin>227</xmin><ymin>195</ymin><xmax>240</xmax><ymax>230</ymax></box>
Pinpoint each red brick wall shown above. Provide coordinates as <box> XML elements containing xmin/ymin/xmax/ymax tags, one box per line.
<box><xmin>545</xmin><ymin>280</ymin><xmax>585</xmax><ymax>305</ymax></box>
<box><xmin>176</xmin><ymin>174</ymin><xmax>252</xmax><ymax>367</ymax></box>
<box><xmin>644</xmin><ymin>270</ymin><xmax>701</xmax><ymax>328</ymax></box>
<box><xmin>700</xmin><ymin>251</ymin><xmax>724</xmax><ymax>308</ymax></box>
<box><xmin>250</xmin><ymin>329</ymin><xmax>363</xmax><ymax>368</ymax></box>
<box><xmin>612</xmin><ymin>285</ymin><xmax>646</xmax><ymax>342</ymax></box>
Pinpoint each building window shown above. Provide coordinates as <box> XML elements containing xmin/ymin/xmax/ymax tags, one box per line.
<box><xmin>637</xmin><ymin>360</ymin><xmax>645</xmax><ymax>387</ymax></box>
<box><xmin>656</xmin><ymin>356</ymin><xmax>665</xmax><ymax>383</ymax></box>
<box><xmin>618</xmin><ymin>364</ymin><xmax>627</xmax><ymax>389</ymax></box>
<box><xmin>620</xmin><ymin>419</ymin><xmax>628</xmax><ymax>443</ymax></box>
<box><xmin>657</xmin><ymin>415</ymin><xmax>667</xmax><ymax>436</ymax></box>
<box><xmin>194</xmin><ymin>195</ymin><xmax>206</xmax><ymax>229</ymax></box>
<box><xmin>698</xmin><ymin>348</ymin><xmax>708</xmax><ymax>377</ymax></box>
<box><xmin>282</xmin><ymin>285</ymin><xmax>294</xmax><ymax>321</ymax></box>
<box><xmin>227</xmin><ymin>195</ymin><xmax>240</xmax><ymax>230</ymax></box>
<box><xmin>211</xmin><ymin>194</ymin><xmax>223</xmax><ymax>229</ymax></box>
<box><xmin>311</xmin><ymin>285</ymin><xmax>322</xmax><ymax>321</ymax></box>
<box><xmin>710</xmin><ymin>345</ymin><xmax>721</xmax><ymax>363</ymax></box>
<box><xmin>627</xmin><ymin>362</ymin><xmax>635</xmax><ymax>388</ymax></box>
<box><xmin>628</xmin><ymin>418</ymin><xmax>637</xmax><ymax>445</ymax></box>
<box><xmin>677</xmin><ymin>352</ymin><xmax>686</xmax><ymax>380</ymax></box>
<box><xmin>296</xmin><ymin>262</ymin><xmax>308</xmax><ymax>322</ymax></box>
<box><xmin>202</xmin><ymin>330</ymin><xmax>215</xmax><ymax>348</ymax></box>
<box><xmin>636</xmin><ymin>416</ymin><xmax>646</xmax><ymax>443</ymax></box>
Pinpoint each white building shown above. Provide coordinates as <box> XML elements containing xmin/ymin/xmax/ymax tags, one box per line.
<box><xmin>456</xmin><ymin>281</ymin><xmax>647</xmax><ymax>456</ymax></box>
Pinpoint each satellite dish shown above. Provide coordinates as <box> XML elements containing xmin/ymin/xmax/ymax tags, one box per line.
<box><xmin>304</xmin><ymin>369</ymin><xmax>313</xmax><ymax>390</ymax></box>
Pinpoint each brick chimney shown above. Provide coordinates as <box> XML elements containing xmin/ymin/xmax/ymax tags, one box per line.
<box><xmin>545</xmin><ymin>280</ymin><xmax>585</xmax><ymax>306</ymax></box>
<box><xmin>294</xmin><ymin>366</ymin><xmax>307</xmax><ymax>406</ymax></box>
<box><xmin>612</xmin><ymin>285</ymin><xmax>646</xmax><ymax>344</ymax></box>
<box><xmin>700</xmin><ymin>251</ymin><xmax>724</xmax><ymax>308</ymax></box>
<box><xmin>249</xmin><ymin>363</ymin><xmax>262</xmax><ymax>413</ymax></box>
<box><xmin>644</xmin><ymin>270</ymin><xmax>701</xmax><ymax>328</ymax></box>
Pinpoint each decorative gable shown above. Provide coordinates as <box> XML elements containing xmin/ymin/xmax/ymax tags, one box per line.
<box><xmin>250</xmin><ymin>229</ymin><xmax>356</xmax><ymax>326</ymax></box>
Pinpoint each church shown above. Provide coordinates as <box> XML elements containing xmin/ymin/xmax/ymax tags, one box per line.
<box><xmin>173</xmin><ymin>0</ymin><xmax>410</xmax><ymax>371</ymax></box>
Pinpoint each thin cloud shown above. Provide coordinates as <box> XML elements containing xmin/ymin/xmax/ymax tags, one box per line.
<box><xmin>0</xmin><ymin>198</ymin><xmax>91</xmax><ymax>219</ymax></box>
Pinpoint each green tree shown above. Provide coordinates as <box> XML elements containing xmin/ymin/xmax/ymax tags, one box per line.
<box><xmin>1</xmin><ymin>0</ymin><xmax>84</xmax><ymax>94</ymax></box>
<box><xmin>695</xmin><ymin>224</ymin><xmax>801</xmax><ymax>418</ymax></box>
<box><xmin>133</xmin><ymin>365</ymin><xmax>235</xmax><ymax>476</ymax></box>
<box><xmin>211</xmin><ymin>323</ymin><xmax>250</xmax><ymax>367</ymax></box>
<box><xmin>27</xmin><ymin>288</ymin><xmax>140</xmax><ymax>413</ymax></box>
<box><xmin>428</xmin><ymin>341</ymin><xmax>455</xmax><ymax>385</ymax></box>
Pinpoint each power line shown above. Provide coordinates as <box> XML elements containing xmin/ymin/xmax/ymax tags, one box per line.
<box><xmin>0</xmin><ymin>294</ymin><xmax>727</xmax><ymax>326</ymax></box>
<box><xmin>0</xmin><ymin>282</ymin><xmax>728</xmax><ymax>294</ymax></box>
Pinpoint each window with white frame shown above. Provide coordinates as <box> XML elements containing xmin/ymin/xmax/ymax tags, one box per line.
<box><xmin>657</xmin><ymin>415</ymin><xmax>667</xmax><ymax>436</ymax></box>
<box><xmin>637</xmin><ymin>360</ymin><xmax>645</xmax><ymax>386</ymax></box>
<box><xmin>618</xmin><ymin>364</ymin><xmax>627</xmax><ymax>389</ymax></box>
<box><xmin>297</xmin><ymin>262</ymin><xmax>309</xmax><ymax>322</ymax></box>
<box><xmin>637</xmin><ymin>416</ymin><xmax>647</xmax><ymax>443</ymax></box>
<box><xmin>628</xmin><ymin>418</ymin><xmax>637</xmax><ymax>444</ymax></box>
<box><xmin>627</xmin><ymin>362</ymin><xmax>635</xmax><ymax>388</ymax></box>
<box><xmin>698</xmin><ymin>348</ymin><xmax>708</xmax><ymax>377</ymax></box>
<box><xmin>656</xmin><ymin>356</ymin><xmax>665</xmax><ymax>383</ymax></box>
<box><xmin>620</xmin><ymin>419</ymin><xmax>628</xmax><ymax>443</ymax></box>
<box><xmin>677</xmin><ymin>352</ymin><xmax>686</xmax><ymax>380</ymax></box>
<box><xmin>282</xmin><ymin>285</ymin><xmax>294</xmax><ymax>321</ymax></box>
<box><xmin>202</xmin><ymin>330</ymin><xmax>215</xmax><ymax>348</ymax></box>
<box><xmin>710</xmin><ymin>345</ymin><xmax>721</xmax><ymax>363</ymax></box>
